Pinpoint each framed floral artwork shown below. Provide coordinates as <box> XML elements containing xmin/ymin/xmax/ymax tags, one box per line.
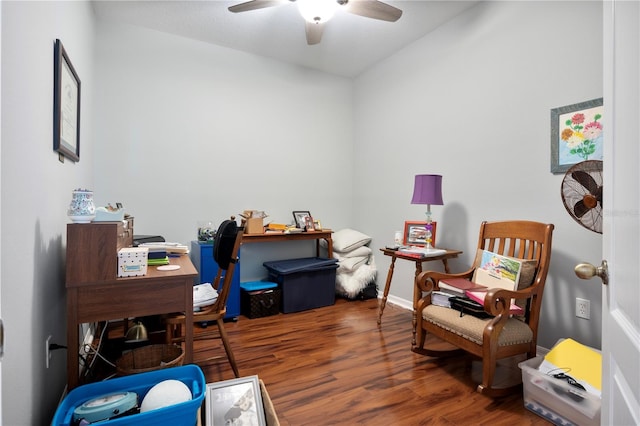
<box><xmin>550</xmin><ymin>98</ymin><xmax>603</xmax><ymax>174</ymax></box>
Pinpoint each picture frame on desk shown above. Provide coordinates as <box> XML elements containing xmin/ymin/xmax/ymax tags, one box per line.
<box><xmin>53</xmin><ymin>39</ymin><xmax>81</xmax><ymax>163</ymax></box>
<box><xmin>292</xmin><ymin>210</ymin><xmax>312</xmax><ymax>229</ymax></box>
<box><xmin>205</xmin><ymin>375</ymin><xmax>266</xmax><ymax>426</ymax></box>
<box><xmin>403</xmin><ymin>221</ymin><xmax>437</xmax><ymax>247</ymax></box>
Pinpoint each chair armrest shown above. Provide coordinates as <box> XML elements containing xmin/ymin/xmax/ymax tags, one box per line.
<box><xmin>415</xmin><ymin>269</ymin><xmax>474</xmax><ymax>293</ymax></box>
<box><xmin>483</xmin><ymin>286</ymin><xmax>539</xmax><ymax>316</ymax></box>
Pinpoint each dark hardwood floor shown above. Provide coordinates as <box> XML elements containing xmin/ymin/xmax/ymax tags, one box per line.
<box><xmin>194</xmin><ymin>298</ymin><xmax>550</xmax><ymax>425</ymax></box>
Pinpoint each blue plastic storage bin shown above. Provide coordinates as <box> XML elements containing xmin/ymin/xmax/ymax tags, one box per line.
<box><xmin>263</xmin><ymin>257</ymin><xmax>338</xmax><ymax>313</ymax></box>
<box><xmin>52</xmin><ymin>365</ymin><xmax>205</xmax><ymax>426</ymax></box>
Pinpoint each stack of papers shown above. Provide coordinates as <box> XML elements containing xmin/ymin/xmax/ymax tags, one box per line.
<box><xmin>398</xmin><ymin>247</ymin><xmax>447</xmax><ymax>258</ymax></box>
<box><xmin>539</xmin><ymin>338</ymin><xmax>602</xmax><ymax>396</ymax></box>
<box><xmin>138</xmin><ymin>242</ymin><xmax>189</xmax><ymax>254</ymax></box>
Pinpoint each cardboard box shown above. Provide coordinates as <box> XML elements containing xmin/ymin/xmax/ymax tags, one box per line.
<box><xmin>244</xmin><ymin>217</ymin><xmax>264</xmax><ymax>234</ymax></box>
<box><xmin>117</xmin><ymin>247</ymin><xmax>148</xmax><ymax>277</ymax></box>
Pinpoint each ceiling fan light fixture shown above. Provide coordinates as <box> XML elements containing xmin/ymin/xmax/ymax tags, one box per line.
<box><xmin>298</xmin><ymin>0</ymin><xmax>338</xmax><ymax>24</ymax></box>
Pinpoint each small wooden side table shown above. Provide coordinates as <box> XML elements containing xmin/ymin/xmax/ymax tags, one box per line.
<box><xmin>377</xmin><ymin>248</ymin><xmax>462</xmax><ymax>344</ymax></box>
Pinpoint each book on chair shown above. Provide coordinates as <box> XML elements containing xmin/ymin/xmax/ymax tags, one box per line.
<box><xmin>438</xmin><ymin>278</ymin><xmax>486</xmax><ymax>296</ymax></box>
<box><xmin>440</xmin><ymin>250</ymin><xmax>524</xmax><ymax>314</ymax></box>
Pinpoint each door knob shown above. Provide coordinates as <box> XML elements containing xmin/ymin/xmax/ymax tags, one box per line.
<box><xmin>575</xmin><ymin>260</ymin><xmax>609</xmax><ymax>285</ymax></box>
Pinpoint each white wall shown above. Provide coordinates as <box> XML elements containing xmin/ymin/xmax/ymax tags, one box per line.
<box><xmin>354</xmin><ymin>1</ymin><xmax>603</xmax><ymax>350</ymax></box>
<box><xmin>92</xmin><ymin>21</ymin><xmax>355</xmax><ymax>279</ymax></box>
<box><xmin>1</xmin><ymin>1</ymin><xmax>95</xmax><ymax>424</ymax></box>
<box><xmin>0</xmin><ymin>0</ymin><xmax>606</xmax><ymax>422</ymax></box>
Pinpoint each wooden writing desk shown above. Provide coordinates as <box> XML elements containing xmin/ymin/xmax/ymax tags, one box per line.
<box><xmin>377</xmin><ymin>248</ymin><xmax>462</xmax><ymax>345</ymax></box>
<box><xmin>241</xmin><ymin>230</ymin><xmax>333</xmax><ymax>258</ymax></box>
<box><xmin>66</xmin><ymin>255</ymin><xmax>197</xmax><ymax>389</ymax></box>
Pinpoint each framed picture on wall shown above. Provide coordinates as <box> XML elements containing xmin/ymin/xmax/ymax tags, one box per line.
<box><xmin>53</xmin><ymin>39</ymin><xmax>81</xmax><ymax>162</ymax></box>
<box><xmin>403</xmin><ymin>221</ymin><xmax>437</xmax><ymax>247</ymax></box>
<box><xmin>550</xmin><ymin>98</ymin><xmax>603</xmax><ymax>174</ymax></box>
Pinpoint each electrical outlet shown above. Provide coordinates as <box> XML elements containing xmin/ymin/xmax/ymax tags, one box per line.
<box><xmin>576</xmin><ymin>298</ymin><xmax>590</xmax><ymax>319</ymax></box>
<box><xmin>45</xmin><ymin>335</ymin><xmax>52</xmax><ymax>368</ymax></box>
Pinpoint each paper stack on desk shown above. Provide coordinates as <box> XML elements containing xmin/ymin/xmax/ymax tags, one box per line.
<box><xmin>138</xmin><ymin>242</ymin><xmax>189</xmax><ymax>254</ymax></box>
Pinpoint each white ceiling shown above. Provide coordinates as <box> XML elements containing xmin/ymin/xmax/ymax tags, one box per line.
<box><xmin>92</xmin><ymin>0</ymin><xmax>479</xmax><ymax>77</ymax></box>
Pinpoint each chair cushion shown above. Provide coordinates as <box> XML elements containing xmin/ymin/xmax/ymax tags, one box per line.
<box><xmin>422</xmin><ymin>305</ymin><xmax>533</xmax><ymax>346</ymax></box>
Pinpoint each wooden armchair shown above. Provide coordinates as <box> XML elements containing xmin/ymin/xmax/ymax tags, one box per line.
<box><xmin>165</xmin><ymin>219</ymin><xmax>242</xmax><ymax>377</ymax></box>
<box><xmin>413</xmin><ymin>220</ymin><xmax>554</xmax><ymax>397</ymax></box>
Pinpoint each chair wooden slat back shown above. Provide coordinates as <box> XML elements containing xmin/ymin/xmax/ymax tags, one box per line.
<box><xmin>414</xmin><ymin>220</ymin><xmax>554</xmax><ymax>397</ymax></box>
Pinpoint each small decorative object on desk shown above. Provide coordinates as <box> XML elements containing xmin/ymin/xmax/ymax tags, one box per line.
<box><xmin>292</xmin><ymin>210</ymin><xmax>313</xmax><ymax>230</ymax></box>
<box><xmin>198</xmin><ymin>221</ymin><xmax>216</xmax><ymax>242</ymax></box>
<box><xmin>67</xmin><ymin>188</ymin><xmax>96</xmax><ymax>223</ymax></box>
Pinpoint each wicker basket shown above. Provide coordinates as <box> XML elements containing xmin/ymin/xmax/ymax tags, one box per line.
<box><xmin>116</xmin><ymin>344</ymin><xmax>184</xmax><ymax>375</ymax></box>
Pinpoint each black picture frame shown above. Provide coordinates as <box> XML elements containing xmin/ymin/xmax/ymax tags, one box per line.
<box><xmin>292</xmin><ymin>211</ymin><xmax>312</xmax><ymax>229</ymax></box>
<box><xmin>53</xmin><ymin>39</ymin><xmax>81</xmax><ymax>162</ymax></box>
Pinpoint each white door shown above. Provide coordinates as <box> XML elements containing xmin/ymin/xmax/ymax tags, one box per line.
<box><xmin>600</xmin><ymin>1</ymin><xmax>640</xmax><ymax>424</ymax></box>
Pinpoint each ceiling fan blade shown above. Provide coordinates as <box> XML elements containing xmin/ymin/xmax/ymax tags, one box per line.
<box><xmin>228</xmin><ymin>0</ymin><xmax>288</xmax><ymax>13</ymax></box>
<box><xmin>571</xmin><ymin>170</ymin><xmax>599</xmax><ymax>194</ymax></box>
<box><xmin>305</xmin><ymin>21</ymin><xmax>324</xmax><ymax>45</ymax></box>
<box><xmin>341</xmin><ymin>0</ymin><xmax>402</xmax><ymax>22</ymax></box>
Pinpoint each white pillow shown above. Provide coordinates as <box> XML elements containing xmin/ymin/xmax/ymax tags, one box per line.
<box><xmin>338</xmin><ymin>256</ymin><xmax>370</xmax><ymax>273</ymax></box>
<box><xmin>331</xmin><ymin>229</ymin><xmax>372</xmax><ymax>253</ymax></box>
<box><xmin>332</xmin><ymin>246</ymin><xmax>372</xmax><ymax>260</ymax></box>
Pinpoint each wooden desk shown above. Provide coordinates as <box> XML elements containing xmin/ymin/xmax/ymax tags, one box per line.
<box><xmin>241</xmin><ymin>230</ymin><xmax>333</xmax><ymax>258</ymax></box>
<box><xmin>377</xmin><ymin>248</ymin><xmax>462</xmax><ymax>344</ymax></box>
<box><xmin>66</xmin><ymin>255</ymin><xmax>197</xmax><ymax>390</ymax></box>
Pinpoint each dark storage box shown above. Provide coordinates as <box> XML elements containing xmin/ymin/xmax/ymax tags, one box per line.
<box><xmin>263</xmin><ymin>257</ymin><xmax>338</xmax><ymax>313</ymax></box>
<box><xmin>240</xmin><ymin>281</ymin><xmax>281</xmax><ymax>318</ymax></box>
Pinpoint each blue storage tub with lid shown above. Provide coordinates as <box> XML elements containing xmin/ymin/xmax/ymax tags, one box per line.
<box><xmin>263</xmin><ymin>257</ymin><xmax>338</xmax><ymax>313</ymax></box>
<box><xmin>52</xmin><ymin>365</ymin><xmax>205</xmax><ymax>426</ymax></box>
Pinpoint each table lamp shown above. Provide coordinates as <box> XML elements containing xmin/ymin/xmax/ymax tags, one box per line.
<box><xmin>411</xmin><ymin>174</ymin><xmax>443</xmax><ymax>250</ymax></box>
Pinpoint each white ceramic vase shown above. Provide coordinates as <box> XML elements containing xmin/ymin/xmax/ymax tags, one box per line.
<box><xmin>68</xmin><ymin>189</ymin><xmax>96</xmax><ymax>223</ymax></box>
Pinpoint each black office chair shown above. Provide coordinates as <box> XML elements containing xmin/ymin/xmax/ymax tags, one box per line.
<box><xmin>165</xmin><ymin>218</ymin><xmax>243</xmax><ymax>377</ymax></box>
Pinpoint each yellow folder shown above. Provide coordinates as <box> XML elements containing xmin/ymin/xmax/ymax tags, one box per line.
<box><xmin>544</xmin><ymin>338</ymin><xmax>602</xmax><ymax>390</ymax></box>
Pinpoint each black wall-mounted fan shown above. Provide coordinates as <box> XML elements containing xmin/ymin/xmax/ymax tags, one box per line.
<box><xmin>228</xmin><ymin>0</ymin><xmax>402</xmax><ymax>45</ymax></box>
<box><xmin>561</xmin><ymin>160</ymin><xmax>603</xmax><ymax>234</ymax></box>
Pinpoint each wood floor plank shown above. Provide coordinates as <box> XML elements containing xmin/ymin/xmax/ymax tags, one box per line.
<box><xmin>196</xmin><ymin>298</ymin><xmax>549</xmax><ymax>425</ymax></box>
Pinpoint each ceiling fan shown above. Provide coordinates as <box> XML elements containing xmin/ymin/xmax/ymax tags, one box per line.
<box><xmin>228</xmin><ymin>0</ymin><xmax>403</xmax><ymax>45</ymax></box>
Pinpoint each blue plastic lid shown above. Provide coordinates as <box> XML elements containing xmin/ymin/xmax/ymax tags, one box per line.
<box><xmin>240</xmin><ymin>281</ymin><xmax>278</xmax><ymax>291</ymax></box>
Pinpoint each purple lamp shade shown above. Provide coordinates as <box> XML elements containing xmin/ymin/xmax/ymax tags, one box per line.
<box><xmin>411</xmin><ymin>174</ymin><xmax>443</xmax><ymax>205</ymax></box>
